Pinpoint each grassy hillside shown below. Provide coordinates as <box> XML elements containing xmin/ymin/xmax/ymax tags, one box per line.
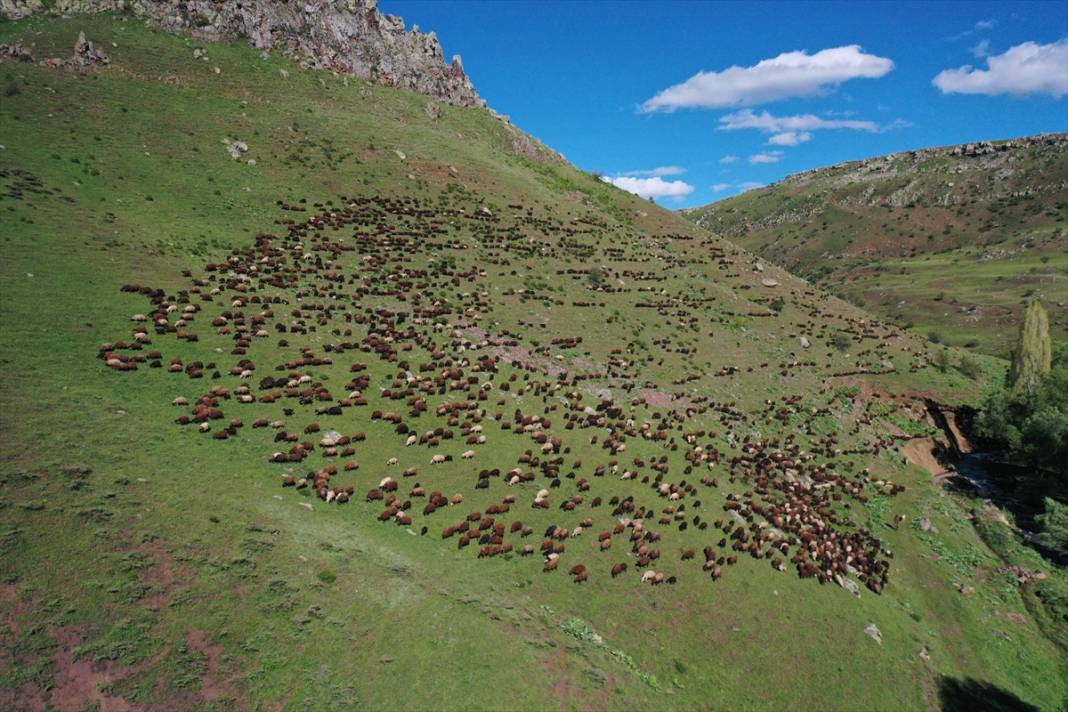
<box><xmin>1</xmin><ymin>14</ymin><xmax>1066</xmax><ymax>711</ymax></box>
<box><xmin>682</xmin><ymin>137</ymin><xmax>1068</xmax><ymax>358</ymax></box>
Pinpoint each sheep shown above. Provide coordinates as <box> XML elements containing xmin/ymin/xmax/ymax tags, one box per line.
<box><xmin>431</xmin><ymin>454</ymin><xmax>446</xmax><ymax>464</ymax></box>
<box><xmin>461</xmin><ymin>449</ymin><xmax>476</xmax><ymax>459</ymax></box>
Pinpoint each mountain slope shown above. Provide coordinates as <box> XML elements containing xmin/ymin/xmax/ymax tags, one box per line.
<box><xmin>0</xmin><ymin>12</ymin><xmax>1065</xmax><ymax>711</ymax></box>
<box><xmin>682</xmin><ymin>136</ymin><xmax>1068</xmax><ymax>357</ymax></box>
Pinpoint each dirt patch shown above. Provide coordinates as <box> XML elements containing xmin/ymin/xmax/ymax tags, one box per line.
<box><xmin>901</xmin><ymin>437</ymin><xmax>948</xmax><ymax>476</ymax></box>
<box><xmin>185</xmin><ymin>630</ymin><xmax>238</xmax><ymax>703</ymax></box>
<box><xmin>51</xmin><ymin>624</ymin><xmax>162</xmax><ymax>712</ymax></box>
<box><xmin>641</xmin><ymin>388</ymin><xmax>692</xmax><ymax>411</ymax></box>
<box><xmin>543</xmin><ymin>648</ymin><xmax>582</xmax><ymax>712</ymax></box>
<box><xmin>0</xmin><ymin>583</ymin><xmax>35</xmax><ymax>637</ymax></box>
<box><xmin>136</xmin><ymin>541</ymin><xmax>192</xmax><ymax>610</ymax></box>
<box><xmin>492</xmin><ymin>345</ymin><xmax>567</xmax><ymax>377</ymax></box>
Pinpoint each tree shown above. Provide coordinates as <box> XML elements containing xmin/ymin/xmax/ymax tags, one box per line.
<box><xmin>975</xmin><ymin>344</ymin><xmax>1068</xmax><ymax>478</ymax></box>
<box><xmin>1035</xmin><ymin>497</ymin><xmax>1068</xmax><ymax>552</ymax></box>
<box><xmin>1009</xmin><ymin>299</ymin><xmax>1052</xmax><ymax>392</ymax></box>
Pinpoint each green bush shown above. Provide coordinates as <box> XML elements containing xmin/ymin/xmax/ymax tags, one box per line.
<box><xmin>976</xmin><ymin>345</ymin><xmax>1068</xmax><ymax>477</ymax></box>
<box><xmin>1035</xmin><ymin>497</ymin><xmax>1068</xmax><ymax>552</ymax></box>
<box><xmin>830</xmin><ymin>332</ymin><xmax>852</xmax><ymax>353</ymax></box>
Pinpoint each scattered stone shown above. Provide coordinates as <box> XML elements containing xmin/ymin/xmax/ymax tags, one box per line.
<box><xmin>864</xmin><ymin>623</ymin><xmax>882</xmax><ymax>644</ymax></box>
<box><xmin>73</xmin><ymin>31</ymin><xmax>109</xmax><ymax>66</ymax></box>
<box><xmin>919</xmin><ymin>517</ymin><xmax>932</xmax><ymax>532</ymax></box>
<box><xmin>957</xmin><ymin>584</ymin><xmax>975</xmax><ymax>596</ymax></box>
<box><xmin>394</xmin><ymin>149</ymin><xmax>406</xmax><ymax>160</ymax></box>
<box><xmin>0</xmin><ymin>42</ymin><xmax>34</xmax><ymax>62</ymax></box>
<box><xmin>919</xmin><ymin>648</ymin><xmax>930</xmax><ymax>662</ymax></box>
<box><xmin>761</xmin><ymin>278</ymin><xmax>780</xmax><ymax>288</ymax></box>
<box><xmin>799</xmin><ymin>336</ymin><xmax>810</xmax><ymax>348</ymax></box>
<box><xmin>224</xmin><ymin>139</ymin><xmax>248</xmax><ymax>160</ymax></box>
<box><xmin>835</xmin><ymin>574</ymin><xmax>861</xmax><ymax>597</ymax></box>
<box><xmin>279</xmin><ymin>68</ymin><xmax>289</xmax><ymax>78</ymax></box>
<box><xmin>379</xmin><ymin>655</ymin><xmax>394</xmax><ymax>663</ymax></box>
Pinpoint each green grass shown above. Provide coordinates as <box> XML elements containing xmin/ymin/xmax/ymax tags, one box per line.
<box><xmin>0</xmin><ymin>12</ymin><xmax>1066</xmax><ymax>711</ymax></box>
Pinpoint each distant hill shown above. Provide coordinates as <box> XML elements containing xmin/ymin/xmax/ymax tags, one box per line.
<box><xmin>682</xmin><ymin>135</ymin><xmax>1068</xmax><ymax>357</ymax></box>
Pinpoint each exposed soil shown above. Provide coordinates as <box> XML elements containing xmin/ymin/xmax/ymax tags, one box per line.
<box><xmin>902</xmin><ymin>437</ymin><xmax>948</xmax><ymax>476</ymax></box>
<box><xmin>185</xmin><ymin>630</ymin><xmax>239</xmax><ymax>703</ymax></box>
<box><xmin>50</xmin><ymin>624</ymin><xmax>159</xmax><ymax>712</ymax></box>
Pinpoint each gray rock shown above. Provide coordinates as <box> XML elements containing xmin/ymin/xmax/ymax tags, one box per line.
<box><xmin>3</xmin><ymin>0</ymin><xmax>483</xmax><ymax>106</ymax></box>
<box><xmin>864</xmin><ymin>623</ymin><xmax>882</xmax><ymax>644</ymax></box>
<box><xmin>73</xmin><ymin>30</ymin><xmax>109</xmax><ymax>65</ymax></box>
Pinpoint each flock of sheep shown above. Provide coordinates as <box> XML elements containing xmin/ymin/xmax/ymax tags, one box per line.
<box><xmin>98</xmin><ymin>192</ymin><xmax>920</xmax><ymax>592</ymax></box>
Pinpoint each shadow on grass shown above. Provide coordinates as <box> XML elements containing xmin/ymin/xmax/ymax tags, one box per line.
<box><xmin>937</xmin><ymin>676</ymin><xmax>1039</xmax><ymax>712</ymax></box>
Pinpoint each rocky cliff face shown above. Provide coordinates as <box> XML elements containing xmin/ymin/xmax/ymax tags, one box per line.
<box><xmin>0</xmin><ymin>0</ymin><xmax>482</xmax><ymax>106</ymax></box>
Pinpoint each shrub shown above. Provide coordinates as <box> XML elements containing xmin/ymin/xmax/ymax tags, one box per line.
<box><xmin>934</xmin><ymin>349</ymin><xmax>953</xmax><ymax>373</ymax></box>
<box><xmin>830</xmin><ymin>332</ymin><xmax>852</xmax><ymax>353</ymax></box>
<box><xmin>1035</xmin><ymin>498</ymin><xmax>1068</xmax><ymax>552</ymax></box>
<box><xmin>958</xmin><ymin>355</ymin><xmax>984</xmax><ymax>380</ymax></box>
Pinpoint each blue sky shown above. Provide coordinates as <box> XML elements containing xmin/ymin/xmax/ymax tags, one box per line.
<box><xmin>383</xmin><ymin>1</ymin><xmax>1068</xmax><ymax>208</ymax></box>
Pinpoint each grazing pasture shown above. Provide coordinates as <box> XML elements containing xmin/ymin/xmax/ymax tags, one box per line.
<box><xmin>0</xmin><ymin>14</ymin><xmax>1065</xmax><ymax>711</ymax></box>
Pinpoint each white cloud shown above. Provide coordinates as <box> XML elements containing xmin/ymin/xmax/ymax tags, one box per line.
<box><xmin>619</xmin><ymin>166</ymin><xmax>687</xmax><ymax>177</ymax></box>
<box><xmin>602</xmin><ymin>175</ymin><xmax>695</xmax><ymax>200</ymax></box>
<box><xmin>719</xmin><ymin>109</ymin><xmax>881</xmax><ymax>133</ymax></box>
<box><xmin>767</xmin><ymin>130</ymin><xmax>813</xmax><ymax>146</ymax></box>
<box><xmin>641</xmin><ymin>45</ymin><xmax>894</xmax><ymax>112</ymax></box>
<box><xmin>970</xmin><ymin>38</ymin><xmax>991</xmax><ymax>58</ymax></box>
<box><xmin>748</xmin><ymin>151</ymin><xmax>784</xmax><ymax>164</ymax></box>
<box><xmin>946</xmin><ymin>19</ymin><xmax>996</xmax><ymax>41</ymax></box>
<box><xmin>719</xmin><ymin>155</ymin><xmax>739</xmax><ymax>164</ymax></box>
<box><xmin>934</xmin><ymin>39</ymin><xmax>1068</xmax><ymax>97</ymax></box>
<box><xmin>712</xmin><ymin>183</ymin><xmax>732</xmax><ymax>192</ymax></box>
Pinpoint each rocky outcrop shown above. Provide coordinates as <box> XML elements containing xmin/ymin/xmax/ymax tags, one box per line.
<box><xmin>0</xmin><ymin>0</ymin><xmax>483</xmax><ymax>107</ymax></box>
